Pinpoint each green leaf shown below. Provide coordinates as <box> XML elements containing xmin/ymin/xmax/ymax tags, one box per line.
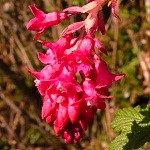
<box><xmin>109</xmin><ymin>105</ymin><xmax>150</xmax><ymax>150</ymax></box>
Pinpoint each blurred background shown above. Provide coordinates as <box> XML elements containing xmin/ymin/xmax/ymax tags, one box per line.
<box><xmin>0</xmin><ymin>0</ymin><xmax>150</xmax><ymax>149</ymax></box>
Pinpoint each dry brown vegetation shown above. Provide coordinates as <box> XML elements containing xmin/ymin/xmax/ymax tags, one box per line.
<box><xmin>0</xmin><ymin>0</ymin><xmax>149</xmax><ymax>149</ymax></box>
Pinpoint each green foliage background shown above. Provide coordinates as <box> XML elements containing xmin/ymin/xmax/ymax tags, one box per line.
<box><xmin>0</xmin><ymin>0</ymin><xmax>149</xmax><ymax>149</ymax></box>
<box><xmin>109</xmin><ymin>105</ymin><xmax>150</xmax><ymax>150</ymax></box>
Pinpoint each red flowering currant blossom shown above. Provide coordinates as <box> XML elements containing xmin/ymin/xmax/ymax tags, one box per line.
<box><xmin>27</xmin><ymin>0</ymin><xmax>125</xmax><ymax>144</ymax></box>
<box><xmin>26</xmin><ymin>4</ymin><xmax>70</xmax><ymax>40</ymax></box>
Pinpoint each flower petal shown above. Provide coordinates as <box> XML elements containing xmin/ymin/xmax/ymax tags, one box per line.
<box><xmin>54</xmin><ymin>102</ymin><xmax>69</xmax><ymax>136</ymax></box>
<box><xmin>94</xmin><ymin>38</ymin><xmax>107</xmax><ymax>55</ymax></box>
<box><xmin>81</xmin><ymin>1</ymin><xmax>97</xmax><ymax>13</ymax></box>
<box><xmin>94</xmin><ymin>55</ymin><xmax>125</xmax><ymax>87</ymax></box>
<box><xmin>29</xmin><ymin>4</ymin><xmax>45</xmax><ymax>19</ymax></box>
<box><xmin>62</xmin><ymin>21</ymin><xmax>85</xmax><ymax>36</ymax></box>
<box><xmin>63</xmin><ymin>6</ymin><xmax>82</xmax><ymax>14</ymax></box>
<box><xmin>98</xmin><ymin>12</ymin><xmax>106</xmax><ymax>35</ymax></box>
<box><xmin>37</xmin><ymin>51</ymin><xmax>57</xmax><ymax>64</ymax></box>
<box><xmin>81</xmin><ymin>106</ymin><xmax>96</xmax><ymax>125</ymax></box>
<box><xmin>26</xmin><ymin>18</ymin><xmax>43</xmax><ymax>31</ymax></box>
<box><xmin>68</xmin><ymin>99</ymin><xmax>83</xmax><ymax>123</ymax></box>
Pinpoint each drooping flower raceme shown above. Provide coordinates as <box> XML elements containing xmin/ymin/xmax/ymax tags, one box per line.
<box><xmin>26</xmin><ymin>4</ymin><xmax>70</xmax><ymax>40</ymax></box>
<box><xmin>27</xmin><ymin>0</ymin><xmax>125</xmax><ymax>144</ymax></box>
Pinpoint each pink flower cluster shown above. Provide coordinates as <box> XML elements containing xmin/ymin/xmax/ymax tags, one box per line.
<box><xmin>27</xmin><ymin>0</ymin><xmax>124</xmax><ymax>144</ymax></box>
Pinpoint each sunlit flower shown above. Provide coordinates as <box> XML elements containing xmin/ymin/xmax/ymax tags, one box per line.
<box><xmin>26</xmin><ymin>4</ymin><xmax>69</xmax><ymax>39</ymax></box>
<box><xmin>27</xmin><ymin>0</ymin><xmax>124</xmax><ymax>144</ymax></box>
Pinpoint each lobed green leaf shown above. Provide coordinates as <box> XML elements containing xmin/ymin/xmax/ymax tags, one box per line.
<box><xmin>109</xmin><ymin>105</ymin><xmax>150</xmax><ymax>150</ymax></box>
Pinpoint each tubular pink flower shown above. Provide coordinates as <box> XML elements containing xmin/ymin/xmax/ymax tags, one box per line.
<box><xmin>54</xmin><ymin>102</ymin><xmax>69</xmax><ymax>136</ymax></box>
<box><xmin>38</xmin><ymin>50</ymin><xmax>58</xmax><ymax>65</ymax></box>
<box><xmin>94</xmin><ymin>54</ymin><xmax>125</xmax><ymax>87</ymax></box>
<box><xmin>26</xmin><ymin>4</ymin><xmax>69</xmax><ymax>39</ymax></box>
<box><xmin>81</xmin><ymin>105</ymin><xmax>97</xmax><ymax>125</ymax></box>
<box><xmin>42</xmin><ymin>94</ymin><xmax>58</xmax><ymax>122</ymax></box>
<box><xmin>82</xmin><ymin>78</ymin><xmax>106</xmax><ymax>110</ymax></box>
<box><xmin>68</xmin><ymin>98</ymin><xmax>83</xmax><ymax>124</ymax></box>
<box><xmin>37</xmin><ymin>35</ymin><xmax>72</xmax><ymax>64</ymax></box>
<box><xmin>79</xmin><ymin>36</ymin><xmax>95</xmax><ymax>56</ymax></box>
